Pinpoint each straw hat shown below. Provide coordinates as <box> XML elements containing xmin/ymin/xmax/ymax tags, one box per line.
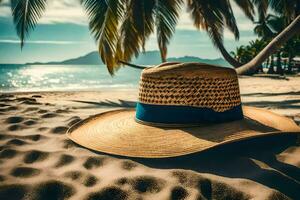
<box><xmin>67</xmin><ymin>62</ymin><xmax>300</xmax><ymax>158</ymax></box>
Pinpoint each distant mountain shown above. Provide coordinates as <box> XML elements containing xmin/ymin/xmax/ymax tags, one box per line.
<box><xmin>167</xmin><ymin>56</ymin><xmax>230</xmax><ymax>67</ymax></box>
<box><xmin>27</xmin><ymin>50</ymin><xmax>230</xmax><ymax>67</ymax></box>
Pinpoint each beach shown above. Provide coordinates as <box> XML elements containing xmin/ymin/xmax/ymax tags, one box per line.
<box><xmin>0</xmin><ymin>75</ymin><xmax>299</xmax><ymax>200</ymax></box>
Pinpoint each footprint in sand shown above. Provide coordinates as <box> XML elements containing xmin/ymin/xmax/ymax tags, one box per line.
<box><xmin>51</xmin><ymin>126</ymin><xmax>68</xmax><ymax>134</ymax></box>
<box><xmin>116</xmin><ymin>176</ymin><xmax>166</xmax><ymax>194</ymax></box>
<box><xmin>54</xmin><ymin>154</ymin><xmax>75</xmax><ymax>168</ymax></box>
<box><xmin>0</xmin><ymin>184</ymin><xmax>28</xmax><ymax>200</ymax></box>
<box><xmin>23</xmin><ymin>119</ymin><xmax>37</xmax><ymax>126</ymax></box>
<box><xmin>0</xmin><ymin>103</ymin><xmax>9</xmax><ymax>108</ymax></box>
<box><xmin>37</xmin><ymin>109</ymin><xmax>48</xmax><ymax>114</ymax></box>
<box><xmin>86</xmin><ymin>186</ymin><xmax>128</xmax><ymax>200</ymax></box>
<box><xmin>24</xmin><ymin>134</ymin><xmax>42</xmax><ymax>141</ymax></box>
<box><xmin>33</xmin><ymin>180</ymin><xmax>75</xmax><ymax>200</ymax></box>
<box><xmin>131</xmin><ymin>176</ymin><xmax>166</xmax><ymax>194</ymax></box>
<box><xmin>172</xmin><ymin>170</ymin><xmax>250</xmax><ymax>200</ymax></box>
<box><xmin>83</xmin><ymin>175</ymin><xmax>98</xmax><ymax>187</ymax></box>
<box><xmin>7</xmin><ymin>124</ymin><xmax>24</xmax><ymax>131</ymax></box>
<box><xmin>170</xmin><ymin>186</ymin><xmax>189</xmax><ymax>200</ymax></box>
<box><xmin>41</xmin><ymin>112</ymin><xmax>58</xmax><ymax>118</ymax></box>
<box><xmin>5</xmin><ymin>116</ymin><xmax>24</xmax><ymax>124</ymax></box>
<box><xmin>83</xmin><ymin>156</ymin><xmax>106</xmax><ymax>170</ymax></box>
<box><xmin>0</xmin><ymin>134</ymin><xmax>9</xmax><ymax>140</ymax></box>
<box><xmin>32</xmin><ymin>95</ymin><xmax>42</xmax><ymax>98</ymax></box>
<box><xmin>6</xmin><ymin>139</ymin><xmax>27</xmax><ymax>146</ymax></box>
<box><xmin>16</xmin><ymin>97</ymin><xmax>41</xmax><ymax>105</ymax></box>
<box><xmin>0</xmin><ymin>106</ymin><xmax>18</xmax><ymax>112</ymax></box>
<box><xmin>121</xmin><ymin>160</ymin><xmax>138</xmax><ymax>171</ymax></box>
<box><xmin>63</xmin><ymin>171</ymin><xmax>99</xmax><ymax>187</ymax></box>
<box><xmin>0</xmin><ymin>149</ymin><xmax>18</xmax><ymax>159</ymax></box>
<box><xmin>37</xmin><ymin>127</ymin><xmax>49</xmax><ymax>131</ymax></box>
<box><xmin>23</xmin><ymin>150</ymin><xmax>49</xmax><ymax>164</ymax></box>
<box><xmin>10</xmin><ymin>167</ymin><xmax>41</xmax><ymax>178</ymax></box>
<box><xmin>23</xmin><ymin>107</ymin><xmax>39</xmax><ymax>113</ymax></box>
<box><xmin>63</xmin><ymin>171</ymin><xmax>83</xmax><ymax>180</ymax></box>
<box><xmin>55</xmin><ymin>109</ymin><xmax>70</xmax><ymax>114</ymax></box>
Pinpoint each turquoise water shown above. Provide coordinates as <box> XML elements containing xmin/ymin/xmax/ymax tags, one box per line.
<box><xmin>0</xmin><ymin>65</ymin><xmax>142</xmax><ymax>92</ymax></box>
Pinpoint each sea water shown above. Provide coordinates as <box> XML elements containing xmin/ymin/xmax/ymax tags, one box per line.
<box><xmin>0</xmin><ymin>64</ymin><xmax>142</xmax><ymax>92</ymax></box>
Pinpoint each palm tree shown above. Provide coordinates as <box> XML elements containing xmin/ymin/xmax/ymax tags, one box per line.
<box><xmin>186</xmin><ymin>0</ymin><xmax>255</xmax><ymax>68</ymax></box>
<box><xmin>2</xmin><ymin>0</ymin><xmax>255</xmax><ymax>71</ymax></box>
<box><xmin>81</xmin><ymin>0</ymin><xmax>185</xmax><ymax>74</ymax></box>
<box><xmin>2</xmin><ymin>1</ymin><xmax>300</xmax><ymax>75</ymax></box>
<box><xmin>4</xmin><ymin>0</ymin><xmax>183</xmax><ymax>74</ymax></box>
<box><xmin>236</xmin><ymin>15</ymin><xmax>300</xmax><ymax>75</ymax></box>
<box><xmin>283</xmin><ymin>37</ymin><xmax>300</xmax><ymax>73</ymax></box>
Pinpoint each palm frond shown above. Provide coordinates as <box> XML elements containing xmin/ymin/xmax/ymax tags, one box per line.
<box><xmin>268</xmin><ymin>0</ymin><xmax>298</xmax><ymax>23</ymax></box>
<box><xmin>216</xmin><ymin>0</ymin><xmax>239</xmax><ymax>39</ymax></box>
<box><xmin>82</xmin><ymin>0</ymin><xmax>125</xmax><ymax>75</ymax></box>
<box><xmin>187</xmin><ymin>0</ymin><xmax>226</xmax><ymax>48</ymax></box>
<box><xmin>155</xmin><ymin>0</ymin><xmax>183</xmax><ymax>62</ymax></box>
<box><xmin>11</xmin><ymin>0</ymin><xmax>47</xmax><ymax>48</ymax></box>
<box><xmin>129</xmin><ymin>0</ymin><xmax>156</xmax><ymax>51</ymax></box>
<box><xmin>233</xmin><ymin>0</ymin><xmax>255</xmax><ymax>21</ymax></box>
<box><xmin>252</xmin><ymin>0</ymin><xmax>268</xmax><ymax>20</ymax></box>
<box><xmin>116</xmin><ymin>0</ymin><xmax>156</xmax><ymax>65</ymax></box>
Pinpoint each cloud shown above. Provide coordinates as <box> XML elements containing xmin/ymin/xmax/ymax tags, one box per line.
<box><xmin>0</xmin><ymin>0</ymin><xmax>88</xmax><ymax>25</ymax></box>
<box><xmin>40</xmin><ymin>0</ymin><xmax>88</xmax><ymax>25</ymax></box>
<box><xmin>0</xmin><ymin>0</ymin><xmax>255</xmax><ymax>31</ymax></box>
<box><xmin>0</xmin><ymin>0</ymin><xmax>10</xmax><ymax>17</ymax></box>
<box><xmin>0</xmin><ymin>39</ymin><xmax>84</xmax><ymax>44</ymax></box>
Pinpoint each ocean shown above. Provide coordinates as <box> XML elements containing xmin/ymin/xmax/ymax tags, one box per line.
<box><xmin>0</xmin><ymin>65</ymin><xmax>142</xmax><ymax>92</ymax></box>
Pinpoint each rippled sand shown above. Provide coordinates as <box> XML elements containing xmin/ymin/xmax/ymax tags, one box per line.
<box><xmin>0</xmin><ymin>76</ymin><xmax>299</xmax><ymax>200</ymax></box>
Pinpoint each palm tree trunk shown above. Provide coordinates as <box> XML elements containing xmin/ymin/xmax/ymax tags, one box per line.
<box><xmin>265</xmin><ymin>57</ymin><xmax>270</xmax><ymax>72</ymax></box>
<box><xmin>275</xmin><ymin>51</ymin><xmax>283</xmax><ymax>75</ymax></box>
<box><xmin>267</xmin><ymin>55</ymin><xmax>275</xmax><ymax>74</ymax></box>
<box><xmin>287</xmin><ymin>54</ymin><xmax>293</xmax><ymax>73</ymax></box>
<box><xmin>215</xmin><ymin>38</ymin><xmax>243</xmax><ymax>68</ymax></box>
<box><xmin>236</xmin><ymin>15</ymin><xmax>300</xmax><ymax>75</ymax></box>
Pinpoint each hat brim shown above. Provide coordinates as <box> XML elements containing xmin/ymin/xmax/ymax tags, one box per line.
<box><xmin>67</xmin><ymin>106</ymin><xmax>300</xmax><ymax>158</ymax></box>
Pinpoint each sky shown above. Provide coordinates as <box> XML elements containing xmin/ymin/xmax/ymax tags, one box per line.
<box><xmin>0</xmin><ymin>0</ymin><xmax>258</xmax><ymax>64</ymax></box>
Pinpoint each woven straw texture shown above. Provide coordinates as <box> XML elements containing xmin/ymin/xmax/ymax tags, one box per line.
<box><xmin>139</xmin><ymin>63</ymin><xmax>241</xmax><ymax>112</ymax></box>
<box><xmin>67</xmin><ymin>106</ymin><xmax>300</xmax><ymax>158</ymax></box>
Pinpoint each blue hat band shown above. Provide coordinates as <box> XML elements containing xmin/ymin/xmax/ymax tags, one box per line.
<box><xmin>135</xmin><ymin>102</ymin><xmax>244</xmax><ymax>126</ymax></box>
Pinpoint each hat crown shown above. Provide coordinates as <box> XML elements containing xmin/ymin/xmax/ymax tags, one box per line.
<box><xmin>138</xmin><ymin>62</ymin><xmax>241</xmax><ymax>113</ymax></box>
<box><xmin>142</xmin><ymin>62</ymin><xmax>237</xmax><ymax>78</ymax></box>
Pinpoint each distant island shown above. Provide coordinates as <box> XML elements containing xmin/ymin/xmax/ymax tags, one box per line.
<box><xmin>26</xmin><ymin>50</ymin><xmax>230</xmax><ymax>67</ymax></box>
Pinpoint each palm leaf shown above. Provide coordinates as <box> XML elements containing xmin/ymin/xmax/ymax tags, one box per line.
<box><xmin>82</xmin><ymin>0</ymin><xmax>125</xmax><ymax>75</ymax></box>
<box><xmin>268</xmin><ymin>0</ymin><xmax>298</xmax><ymax>23</ymax></box>
<box><xmin>187</xmin><ymin>0</ymin><xmax>227</xmax><ymax>48</ymax></box>
<box><xmin>155</xmin><ymin>0</ymin><xmax>183</xmax><ymax>62</ymax></box>
<box><xmin>116</xmin><ymin>0</ymin><xmax>156</xmax><ymax>64</ymax></box>
<box><xmin>252</xmin><ymin>0</ymin><xmax>268</xmax><ymax>20</ymax></box>
<box><xmin>10</xmin><ymin>0</ymin><xmax>47</xmax><ymax>48</ymax></box>
<box><xmin>216</xmin><ymin>0</ymin><xmax>239</xmax><ymax>39</ymax></box>
<box><xmin>233</xmin><ymin>0</ymin><xmax>255</xmax><ymax>21</ymax></box>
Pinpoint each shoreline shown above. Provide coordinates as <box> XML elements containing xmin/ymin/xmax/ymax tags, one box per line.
<box><xmin>1</xmin><ymin>74</ymin><xmax>299</xmax><ymax>94</ymax></box>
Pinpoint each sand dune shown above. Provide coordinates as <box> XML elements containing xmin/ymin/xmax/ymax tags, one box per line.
<box><xmin>0</xmin><ymin>76</ymin><xmax>300</xmax><ymax>200</ymax></box>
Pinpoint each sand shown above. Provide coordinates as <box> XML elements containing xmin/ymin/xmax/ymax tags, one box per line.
<box><xmin>0</xmin><ymin>76</ymin><xmax>299</xmax><ymax>200</ymax></box>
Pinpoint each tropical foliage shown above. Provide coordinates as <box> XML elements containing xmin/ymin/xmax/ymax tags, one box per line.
<box><xmin>1</xmin><ymin>0</ymin><xmax>300</xmax><ymax>75</ymax></box>
<box><xmin>0</xmin><ymin>0</ymin><xmax>259</xmax><ymax>72</ymax></box>
<box><xmin>232</xmin><ymin>35</ymin><xmax>300</xmax><ymax>75</ymax></box>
